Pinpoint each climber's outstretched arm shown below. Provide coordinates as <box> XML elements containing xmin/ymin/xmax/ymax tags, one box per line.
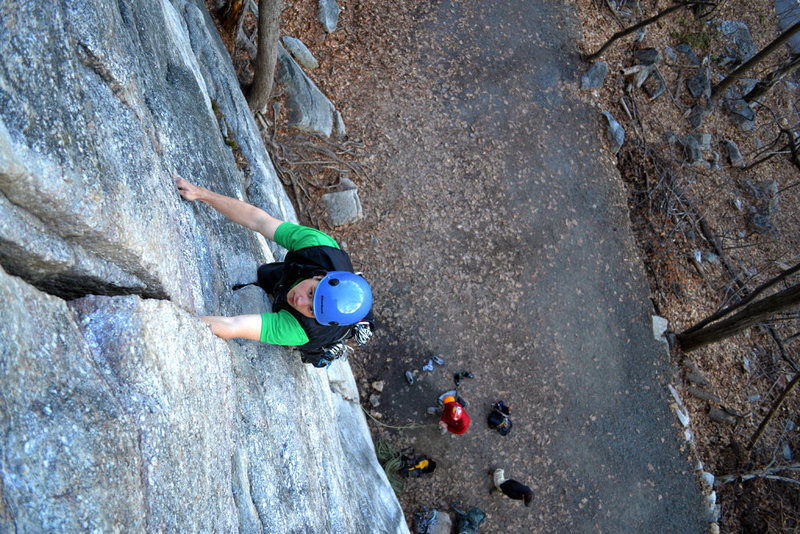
<box><xmin>174</xmin><ymin>174</ymin><xmax>282</xmax><ymax>241</ymax></box>
<box><xmin>200</xmin><ymin>314</ymin><xmax>262</xmax><ymax>341</ymax></box>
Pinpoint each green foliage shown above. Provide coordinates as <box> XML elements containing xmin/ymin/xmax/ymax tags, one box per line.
<box><xmin>671</xmin><ymin>17</ymin><xmax>718</xmax><ymax>50</ymax></box>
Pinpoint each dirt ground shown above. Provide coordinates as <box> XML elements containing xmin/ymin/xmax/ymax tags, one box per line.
<box><xmin>209</xmin><ymin>0</ymin><xmax>800</xmax><ymax>531</ymax></box>
<box><xmin>574</xmin><ymin>1</ymin><xmax>800</xmax><ymax>532</ymax></box>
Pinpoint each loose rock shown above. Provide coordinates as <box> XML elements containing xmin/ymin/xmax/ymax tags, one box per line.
<box><xmin>718</xmin><ymin>21</ymin><xmax>756</xmax><ymax>64</ymax></box>
<box><xmin>318</xmin><ymin>0</ymin><xmax>341</xmax><ymax>33</ymax></box>
<box><xmin>322</xmin><ymin>188</ymin><xmax>364</xmax><ymax>226</ymax></box>
<box><xmin>725</xmin><ymin>99</ymin><xmax>755</xmax><ymax>131</ymax></box>
<box><xmin>684</xmin><ymin>135</ymin><xmax>706</xmax><ymax>166</ymax></box>
<box><xmin>676</xmin><ymin>43</ymin><xmax>701</xmax><ymax>65</ymax></box>
<box><xmin>687</xmin><ymin>64</ymin><xmax>711</xmax><ymax>99</ymax></box>
<box><xmin>282</xmin><ymin>36</ymin><xmax>319</xmax><ymax>69</ymax></box>
<box><xmin>600</xmin><ymin>111</ymin><xmax>625</xmax><ymax>154</ymax></box>
<box><xmin>635</xmin><ymin>48</ymin><xmax>660</xmax><ymax>65</ymax></box>
<box><xmin>687</xmin><ymin>103</ymin><xmax>712</xmax><ymax>128</ymax></box>
<box><xmin>652</xmin><ymin>315</ymin><xmax>669</xmax><ymax>341</ymax></box>
<box><xmin>722</xmin><ymin>139</ymin><xmax>745</xmax><ymax>168</ymax></box>
<box><xmin>581</xmin><ymin>61</ymin><xmax>608</xmax><ymax>90</ymax></box>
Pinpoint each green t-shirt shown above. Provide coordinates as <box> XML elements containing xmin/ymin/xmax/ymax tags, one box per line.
<box><xmin>259</xmin><ymin>222</ymin><xmax>340</xmax><ymax>345</ymax></box>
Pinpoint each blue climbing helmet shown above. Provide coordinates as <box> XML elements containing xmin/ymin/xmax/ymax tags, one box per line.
<box><xmin>313</xmin><ymin>271</ymin><xmax>372</xmax><ymax>326</ymax></box>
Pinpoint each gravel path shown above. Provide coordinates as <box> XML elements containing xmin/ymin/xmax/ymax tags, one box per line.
<box><xmin>324</xmin><ymin>0</ymin><xmax>708</xmax><ymax>531</ymax></box>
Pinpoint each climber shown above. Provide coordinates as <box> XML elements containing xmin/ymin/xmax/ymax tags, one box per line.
<box><xmin>174</xmin><ymin>174</ymin><xmax>373</xmax><ymax>367</ymax></box>
<box><xmin>439</xmin><ymin>395</ymin><xmax>470</xmax><ymax>435</ymax></box>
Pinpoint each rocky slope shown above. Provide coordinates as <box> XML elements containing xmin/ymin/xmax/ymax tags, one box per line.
<box><xmin>0</xmin><ymin>0</ymin><xmax>406</xmax><ymax>532</ymax></box>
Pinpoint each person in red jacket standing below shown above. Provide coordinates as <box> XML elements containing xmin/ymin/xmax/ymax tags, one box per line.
<box><xmin>439</xmin><ymin>395</ymin><xmax>470</xmax><ymax>435</ymax></box>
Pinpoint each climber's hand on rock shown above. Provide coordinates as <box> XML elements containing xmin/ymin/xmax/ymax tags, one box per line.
<box><xmin>174</xmin><ymin>173</ymin><xmax>203</xmax><ymax>201</ymax></box>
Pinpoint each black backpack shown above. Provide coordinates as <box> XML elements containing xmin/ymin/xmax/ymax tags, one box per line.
<box><xmin>487</xmin><ymin>401</ymin><xmax>512</xmax><ymax>436</ymax></box>
<box><xmin>234</xmin><ymin>257</ymin><xmax>375</xmax><ymax>367</ymax></box>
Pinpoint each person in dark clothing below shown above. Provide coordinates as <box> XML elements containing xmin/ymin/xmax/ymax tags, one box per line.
<box><xmin>492</xmin><ymin>468</ymin><xmax>534</xmax><ymax>507</ymax></box>
<box><xmin>174</xmin><ymin>175</ymin><xmax>372</xmax><ymax>367</ymax></box>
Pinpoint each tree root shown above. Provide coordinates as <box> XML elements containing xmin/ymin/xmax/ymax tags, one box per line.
<box><xmin>264</xmin><ymin>131</ymin><xmax>370</xmax><ymax>228</ymax></box>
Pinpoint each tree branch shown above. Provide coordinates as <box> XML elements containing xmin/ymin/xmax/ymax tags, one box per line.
<box><xmin>583</xmin><ymin>2</ymin><xmax>715</xmax><ymax>62</ymax></box>
<box><xmin>711</xmin><ymin>21</ymin><xmax>800</xmax><ymax>101</ymax></box>
<box><xmin>747</xmin><ymin>372</ymin><xmax>800</xmax><ymax>451</ymax></box>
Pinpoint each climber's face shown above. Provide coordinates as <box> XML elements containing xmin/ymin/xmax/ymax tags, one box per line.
<box><xmin>287</xmin><ymin>276</ymin><xmax>323</xmax><ymax>318</ymax></box>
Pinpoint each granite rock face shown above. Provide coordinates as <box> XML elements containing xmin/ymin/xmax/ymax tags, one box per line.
<box><xmin>0</xmin><ymin>0</ymin><xmax>406</xmax><ymax>532</ymax></box>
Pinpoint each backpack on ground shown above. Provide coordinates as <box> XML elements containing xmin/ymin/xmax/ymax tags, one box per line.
<box><xmin>487</xmin><ymin>401</ymin><xmax>512</xmax><ymax>436</ymax></box>
<box><xmin>399</xmin><ymin>454</ymin><xmax>437</xmax><ymax>478</ymax></box>
<box><xmin>451</xmin><ymin>505</ymin><xmax>485</xmax><ymax>534</ymax></box>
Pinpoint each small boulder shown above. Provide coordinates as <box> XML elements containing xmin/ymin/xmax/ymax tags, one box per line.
<box><xmin>277</xmin><ymin>45</ymin><xmax>337</xmax><ymax>137</ymax></box>
<box><xmin>752</xmin><ymin>179</ymin><xmax>780</xmax><ymax>216</ymax></box>
<box><xmin>726</xmin><ymin>99</ymin><xmax>755</xmax><ymax>131</ymax></box>
<box><xmin>684</xmin><ymin>135</ymin><xmax>706</xmax><ymax>166</ymax></box>
<box><xmin>334</xmin><ymin>109</ymin><xmax>346</xmax><ymax>138</ymax></box>
<box><xmin>719</xmin><ymin>21</ymin><xmax>757</xmax><ymax>64</ymax></box>
<box><xmin>687</xmin><ymin>103</ymin><xmax>712</xmax><ymax>128</ymax></box>
<box><xmin>581</xmin><ymin>61</ymin><xmax>608</xmax><ymax>90</ymax></box>
<box><xmin>318</xmin><ymin>0</ymin><xmax>340</xmax><ymax>33</ymax></box>
<box><xmin>635</xmin><ymin>48</ymin><xmax>661</xmax><ymax>65</ymax></box>
<box><xmin>750</xmin><ymin>213</ymin><xmax>776</xmax><ymax>235</ymax></box>
<box><xmin>687</xmin><ymin>64</ymin><xmax>711</xmax><ymax>99</ymax></box>
<box><xmin>644</xmin><ymin>71</ymin><xmax>666</xmax><ymax>100</ymax></box>
<box><xmin>323</xmin><ymin>189</ymin><xmax>364</xmax><ymax>226</ymax></box>
<box><xmin>689</xmin><ymin>133</ymin><xmax>712</xmax><ymax>152</ymax></box>
<box><xmin>666</xmin><ymin>131</ymin><xmax>681</xmax><ymax>148</ymax></box>
<box><xmin>704</xmin><ymin>491</ymin><xmax>720</xmax><ymax>522</ymax></box>
<box><xmin>710</xmin><ymin>151</ymin><xmax>722</xmax><ymax>170</ymax></box>
<box><xmin>722</xmin><ymin>139</ymin><xmax>745</xmax><ymax>168</ymax></box>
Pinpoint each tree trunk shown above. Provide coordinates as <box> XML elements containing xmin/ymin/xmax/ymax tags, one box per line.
<box><xmin>247</xmin><ymin>0</ymin><xmax>284</xmax><ymax>113</ymax></box>
<box><xmin>744</xmin><ymin>54</ymin><xmax>800</xmax><ymax>103</ymax></box>
<box><xmin>680</xmin><ymin>262</ymin><xmax>800</xmax><ymax>336</ymax></box>
<box><xmin>711</xmin><ymin>20</ymin><xmax>800</xmax><ymax>101</ymax></box>
<box><xmin>677</xmin><ymin>284</ymin><xmax>800</xmax><ymax>351</ymax></box>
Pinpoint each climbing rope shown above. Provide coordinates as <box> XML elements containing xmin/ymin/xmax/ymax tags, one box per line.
<box><xmin>360</xmin><ymin>405</ymin><xmax>434</xmax><ymax>430</ymax></box>
<box><xmin>329</xmin><ymin>385</ymin><xmax>435</xmax><ymax>430</ymax></box>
